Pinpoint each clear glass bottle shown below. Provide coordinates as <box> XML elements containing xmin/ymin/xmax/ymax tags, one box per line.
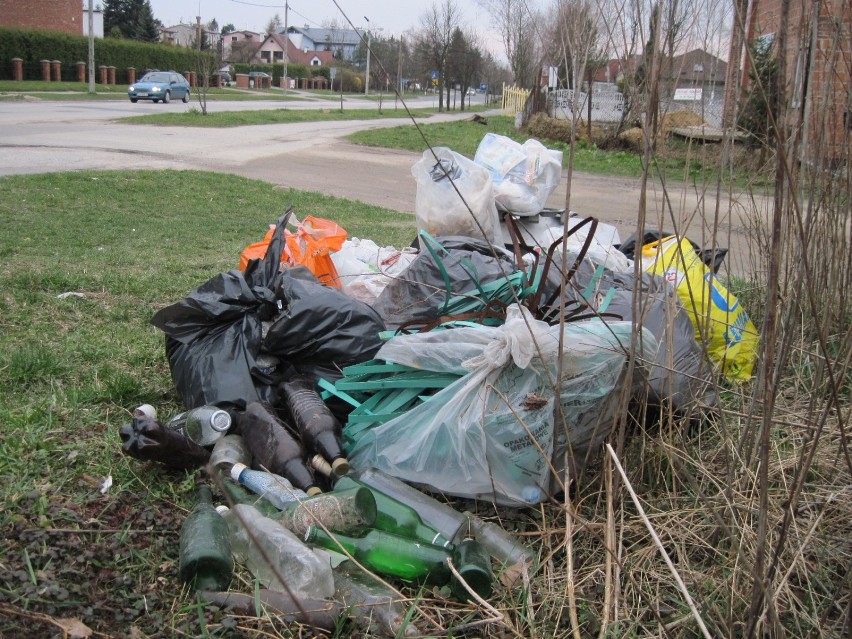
<box><xmin>217</xmin><ymin>503</ymin><xmax>335</xmax><ymax>599</ymax></box>
<box><xmin>466</xmin><ymin>512</ymin><xmax>535</xmax><ymax>569</ymax></box>
<box><xmin>168</xmin><ymin>405</ymin><xmax>232</xmax><ymax>447</ymax></box>
<box><xmin>209</xmin><ymin>434</ymin><xmax>251</xmax><ymax>471</ymax></box>
<box><xmin>178</xmin><ymin>484</ymin><xmax>233</xmax><ymax>591</ymax></box>
<box><xmin>334</xmin><ymin>475</ymin><xmax>453</xmax><ymax>548</ymax></box>
<box><xmin>304</xmin><ymin>525</ymin><xmax>451</xmax><ymax>584</ymax></box>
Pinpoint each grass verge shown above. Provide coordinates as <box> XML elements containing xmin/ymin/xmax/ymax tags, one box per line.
<box><xmin>120</xmin><ymin>107</ymin><xmax>440</xmax><ymax>127</ymax></box>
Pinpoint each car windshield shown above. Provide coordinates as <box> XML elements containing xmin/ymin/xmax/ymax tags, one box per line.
<box><xmin>142</xmin><ymin>73</ymin><xmax>170</xmax><ymax>83</ymax></box>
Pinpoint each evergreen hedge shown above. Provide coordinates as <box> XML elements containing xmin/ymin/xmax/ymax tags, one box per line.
<box><xmin>0</xmin><ymin>27</ymin><xmax>214</xmax><ymax>82</ymax></box>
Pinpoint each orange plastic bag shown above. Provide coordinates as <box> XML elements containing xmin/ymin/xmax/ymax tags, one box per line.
<box><xmin>284</xmin><ymin>216</ymin><xmax>347</xmax><ymax>288</ymax></box>
<box><xmin>238</xmin><ymin>225</ymin><xmax>277</xmax><ymax>271</ymax></box>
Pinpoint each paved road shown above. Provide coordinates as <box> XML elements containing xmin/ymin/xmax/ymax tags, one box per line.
<box><xmin>0</xmin><ymin>92</ymin><xmax>764</xmax><ymax>274</ymax></box>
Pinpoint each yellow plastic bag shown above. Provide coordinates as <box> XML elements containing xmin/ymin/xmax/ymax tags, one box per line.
<box><xmin>641</xmin><ymin>236</ymin><xmax>758</xmax><ymax>381</ymax></box>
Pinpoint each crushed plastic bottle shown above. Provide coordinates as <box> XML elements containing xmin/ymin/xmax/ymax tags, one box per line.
<box><xmin>217</xmin><ymin>503</ymin><xmax>335</xmax><ymax>598</ymax></box>
<box><xmin>230</xmin><ymin>462</ymin><xmax>310</xmax><ymax>509</ymax></box>
<box><xmin>334</xmin><ymin>561</ymin><xmax>421</xmax><ymax>638</ymax></box>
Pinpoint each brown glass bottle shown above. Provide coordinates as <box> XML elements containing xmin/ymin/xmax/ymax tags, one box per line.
<box><xmin>239</xmin><ymin>401</ymin><xmax>320</xmax><ymax>495</ymax></box>
<box><xmin>119</xmin><ymin>417</ymin><xmax>210</xmax><ymax>470</ymax></box>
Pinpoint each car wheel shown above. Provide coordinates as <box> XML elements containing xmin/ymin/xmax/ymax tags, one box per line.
<box><xmin>130</xmin><ymin>98</ymin><xmax>137</xmax><ymax>103</ymax></box>
<box><xmin>153</xmin><ymin>99</ymin><xmax>159</xmax><ymax>103</ymax></box>
<box><xmin>163</xmin><ymin>91</ymin><xmax>171</xmax><ymax>104</ymax></box>
<box><xmin>182</xmin><ymin>90</ymin><xmax>190</xmax><ymax>103</ymax></box>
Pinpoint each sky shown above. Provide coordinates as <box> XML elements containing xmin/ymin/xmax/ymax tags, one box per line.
<box><xmin>147</xmin><ymin>0</ymin><xmax>480</xmax><ymax>39</ymax></box>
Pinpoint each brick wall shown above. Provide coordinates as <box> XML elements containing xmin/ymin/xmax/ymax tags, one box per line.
<box><xmin>0</xmin><ymin>0</ymin><xmax>81</xmax><ymax>35</ymax></box>
<box><xmin>731</xmin><ymin>0</ymin><xmax>851</xmax><ymax>162</ymax></box>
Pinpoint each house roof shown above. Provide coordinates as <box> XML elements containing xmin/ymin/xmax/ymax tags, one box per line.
<box><xmin>261</xmin><ymin>33</ymin><xmax>336</xmax><ymax>66</ymax></box>
<box><xmin>669</xmin><ymin>49</ymin><xmax>727</xmax><ymax>82</ymax></box>
<box><xmin>284</xmin><ymin>26</ymin><xmax>363</xmax><ymax>47</ymax></box>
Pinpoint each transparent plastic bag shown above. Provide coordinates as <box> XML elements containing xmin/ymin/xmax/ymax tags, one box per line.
<box><xmin>346</xmin><ymin>306</ymin><xmax>656</xmax><ymax>504</ymax></box>
<box><xmin>474</xmin><ymin>134</ymin><xmax>563</xmax><ymax>215</ymax></box>
<box><xmin>411</xmin><ymin>147</ymin><xmax>500</xmax><ymax>244</ymax></box>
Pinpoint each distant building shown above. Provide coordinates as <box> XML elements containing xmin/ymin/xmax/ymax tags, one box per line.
<box><xmin>255</xmin><ymin>32</ymin><xmax>335</xmax><ymax>67</ymax></box>
<box><xmin>284</xmin><ymin>25</ymin><xmax>363</xmax><ymax>61</ymax></box>
<box><xmin>160</xmin><ymin>23</ymin><xmax>221</xmax><ymax>50</ymax></box>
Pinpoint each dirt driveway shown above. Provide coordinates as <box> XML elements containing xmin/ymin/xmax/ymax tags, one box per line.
<box><xmin>0</xmin><ymin>99</ymin><xmax>765</xmax><ymax>275</ymax></box>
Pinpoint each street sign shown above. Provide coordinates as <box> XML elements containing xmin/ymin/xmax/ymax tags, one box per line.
<box><xmin>330</xmin><ymin>67</ymin><xmax>337</xmax><ymax>81</ymax></box>
<box><xmin>431</xmin><ymin>70</ymin><xmax>439</xmax><ymax>80</ymax></box>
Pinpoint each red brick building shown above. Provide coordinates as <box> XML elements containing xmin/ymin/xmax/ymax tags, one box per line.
<box><xmin>0</xmin><ymin>0</ymin><xmax>81</xmax><ymax>35</ymax></box>
<box><xmin>726</xmin><ymin>0</ymin><xmax>851</xmax><ymax>163</ymax></box>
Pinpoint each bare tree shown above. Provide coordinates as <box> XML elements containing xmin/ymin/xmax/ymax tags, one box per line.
<box><xmin>230</xmin><ymin>39</ymin><xmax>262</xmax><ymax>64</ymax></box>
<box><xmin>414</xmin><ymin>0</ymin><xmax>462</xmax><ymax>111</ymax></box>
<box><xmin>266</xmin><ymin>13</ymin><xmax>283</xmax><ymax>36</ymax></box>
<box><xmin>478</xmin><ymin>0</ymin><xmax>541</xmax><ymax>88</ymax></box>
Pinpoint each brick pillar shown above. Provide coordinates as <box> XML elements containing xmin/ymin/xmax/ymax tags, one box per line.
<box><xmin>41</xmin><ymin>60</ymin><xmax>51</xmax><ymax>81</ymax></box>
<box><xmin>75</xmin><ymin>61</ymin><xmax>85</xmax><ymax>83</ymax></box>
<box><xmin>107</xmin><ymin>66</ymin><xmax>116</xmax><ymax>85</ymax></box>
<box><xmin>98</xmin><ymin>65</ymin><xmax>108</xmax><ymax>85</ymax></box>
<box><xmin>11</xmin><ymin>58</ymin><xmax>23</xmax><ymax>81</ymax></box>
<box><xmin>51</xmin><ymin>60</ymin><xmax>61</xmax><ymax>82</ymax></box>
<box><xmin>213</xmin><ymin>73</ymin><xmax>221</xmax><ymax>88</ymax></box>
<box><xmin>127</xmin><ymin>68</ymin><xmax>135</xmax><ymax>84</ymax></box>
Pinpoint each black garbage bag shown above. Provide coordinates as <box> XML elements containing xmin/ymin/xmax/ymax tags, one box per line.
<box><xmin>372</xmin><ymin>235</ymin><xmax>518</xmax><ymax>329</ymax></box>
<box><xmin>151</xmin><ymin>213</ymin><xmax>386</xmax><ymax>410</ymax></box>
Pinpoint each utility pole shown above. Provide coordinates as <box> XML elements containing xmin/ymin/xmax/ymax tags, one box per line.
<box><xmin>283</xmin><ymin>1</ymin><xmax>289</xmax><ymax>96</ymax></box>
<box><xmin>87</xmin><ymin>0</ymin><xmax>95</xmax><ymax>93</ymax></box>
<box><xmin>364</xmin><ymin>16</ymin><xmax>371</xmax><ymax>95</ymax></box>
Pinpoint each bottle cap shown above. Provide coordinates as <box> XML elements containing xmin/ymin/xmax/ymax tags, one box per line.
<box><xmin>215</xmin><ymin>505</ymin><xmax>230</xmax><ymax>515</ymax></box>
<box><xmin>210</xmin><ymin>409</ymin><xmax>232</xmax><ymax>432</ymax></box>
<box><xmin>310</xmin><ymin>455</ymin><xmax>333</xmax><ymax>477</ymax></box>
<box><xmin>133</xmin><ymin>404</ymin><xmax>157</xmax><ymax>419</ymax></box>
<box><xmin>331</xmin><ymin>457</ymin><xmax>350</xmax><ymax>476</ymax></box>
<box><xmin>230</xmin><ymin>462</ymin><xmax>248</xmax><ymax>482</ymax></box>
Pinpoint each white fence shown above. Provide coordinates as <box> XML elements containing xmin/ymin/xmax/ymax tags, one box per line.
<box><xmin>548</xmin><ymin>89</ymin><xmax>725</xmax><ymax>128</ymax></box>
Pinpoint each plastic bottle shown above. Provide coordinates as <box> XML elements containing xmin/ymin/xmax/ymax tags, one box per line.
<box><xmin>347</xmin><ymin>468</ymin><xmax>468</xmax><ymax>542</ymax></box>
<box><xmin>450</xmin><ymin>538</ymin><xmax>494</xmax><ymax>601</ymax></box>
<box><xmin>178</xmin><ymin>485</ymin><xmax>233</xmax><ymax>591</ymax></box>
<box><xmin>271</xmin><ymin>486</ymin><xmax>377</xmax><ymax>537</ymax></box>
<box><xmin>465</xmin><ymin>512</ymin><xmax>535</xmax><ymax>569</ymax></box>
<box><xmin>200</xmin><ymin>589</ymin><xmax>340</xmax><ymax>631</ymax></box>
<box><xmin>168</xmin><ymin>405</ymin><xmax>232</xmax><ymax>447</ymax></box>
<box><xmin>217</xmin><ymin>503</ymin><xmax>335</xmax><ymax>598</ymax></box>
<box><xmin>334</xmin><ymin>475</ymin><xmax>453</xmax><ymax>548</ymax></box>
<box><xmin>239</xmin><ymin>401</ymin><xmax>321</xmax><ymax>495</ymax></box>
<box><xmin>209</xmin><ymin>434</ymin><xmax>251</xmax><ymax>471</ymax></box>
<box><xmin>334</xmin><ymin>561</ymin><xmax>420</xmax><ymax>638</ymax></box>
<box><xmin>280</xmin><ymin>375</ymin><xmax>350</xmax><ymax>476</ymax></box>
<box><xmin>119</xmin><ymin>417</ymin><xmax>210</xmax><ymax>470</ymax></box>
<box><xmin>304</xmin><ymin>525</ymin><xmax>451</xmax><ymax>584</ymax></box>
<box><xmin>230</xmin><ymin>462</ymin><xmax>310</xmax><ymax>509</ymax></box>
<box><xmin>218</xmin><ymin>476</ymin><xmax>280</xmax><ymax>517</ymax></box>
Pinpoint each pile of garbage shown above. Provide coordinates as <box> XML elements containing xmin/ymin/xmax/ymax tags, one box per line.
<box><xmin>119</xmin><ymin>133</ymin><xmax>759</xmax><ymax>634</ymax></box>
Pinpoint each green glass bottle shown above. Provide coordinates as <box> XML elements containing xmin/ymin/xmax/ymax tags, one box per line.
<box><xmin>178</xmin><ymin>484</ymin><xmax>233</xmax><ymax>591</ymax></box>
<box><xmin>334</xmin><ymin>476</ymin><xmax>453</xmax><ymax>549</ymax></box>
<box><xmin>304</xmin><ymin>525</ymin><xmax>452</xmax><ymax>584</ymax></box>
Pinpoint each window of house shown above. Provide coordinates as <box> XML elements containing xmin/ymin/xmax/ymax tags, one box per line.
<box><xmin>693</xmin><ymin>64</ymin><xmax>704</xmax><ymax>73</ymax></box>
<box><xmin>232</xmin><ymin>36</ymin><xmax>237</xmax><ymax>41</ymax></box>
<box><xmin>311</xmin><ymin>59</ymin><xmax>319</xmax><ymax>66</ymax></box>
<box><xmin>261</xmin><ymin>51</ymin><xmax>270</xmax><ymax>62</ymax></box>
<box><xmin>274</xmin><ymin>51</ymin><xmax>283</xmax><ymax>61</ymax></box>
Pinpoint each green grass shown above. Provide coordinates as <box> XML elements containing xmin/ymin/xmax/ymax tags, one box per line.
<box><xmin>119</xmin><ymin>107</ymin><xmax>440</xmax><ymax>127</ymax></box>
<box><xmin>0</xmin><ymin>169</ymin><xmax>416</xmax><ymax>637</ymax></box>
<box><xmin>0</xmin><ymin>80</ymin><xmax>128</xmax><ymax>93</ymax></box>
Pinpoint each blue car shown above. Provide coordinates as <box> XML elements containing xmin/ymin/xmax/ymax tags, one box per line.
<box><xmin>128</xmin><ymin>71</ymin><xmax>191</xmax><ymax>104</ymax></box>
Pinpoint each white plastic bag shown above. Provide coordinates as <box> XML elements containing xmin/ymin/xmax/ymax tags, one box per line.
<box><xmin>474</xmin><ymin>133</ymin><xmax>563</xmax><ymax>215</ymax></box>
<box><xmin>346</xmin><ymin>306</ymin><xmax>656</xmax><ymax>505</ymax></box>
<box><xmin>411</xmin><ymin>147</ymin><xmax>500</xmax><ymax>244</ymax></box>
<box><xmin>332</xmin><ymin>238</ymin><xmax>418</xmax><ymax>304</ymax></box>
